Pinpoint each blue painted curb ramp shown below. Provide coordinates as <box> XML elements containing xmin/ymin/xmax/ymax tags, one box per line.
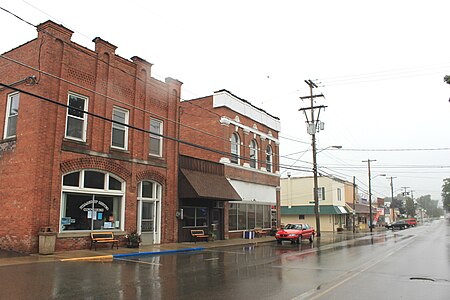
<box><xmin>113</xmin><ymin>247</ymin><xmax>204</xmax><ymax>258</ymax></box>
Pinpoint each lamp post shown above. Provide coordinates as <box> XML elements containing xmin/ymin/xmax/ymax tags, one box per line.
<box><xmin>313</xmin><ymin>145</ymin><xmax>342</xmax><ymax>237</ymax></box>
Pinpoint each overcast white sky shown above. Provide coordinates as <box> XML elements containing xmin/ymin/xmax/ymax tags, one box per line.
<box><xmin>1</xmin><ymin>0</ymin><xmax>449</xmax><ymax>201</ymax></box>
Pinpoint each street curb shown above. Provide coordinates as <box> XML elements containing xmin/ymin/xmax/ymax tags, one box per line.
<box><xmin>112</xmin><ymin>247</ymin><xmax>205</xmax><ymax>258</ymax></box>
<box><xmin>61</xmin><ymin>255</ymin><xmax>113</xmax><ymax>262</ymax></box>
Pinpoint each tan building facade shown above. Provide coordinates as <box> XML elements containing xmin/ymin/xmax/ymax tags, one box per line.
<box><xmin>280</xmin><ymin>176</ymin><xmax>350</xmax><ymax>232</ymax></box>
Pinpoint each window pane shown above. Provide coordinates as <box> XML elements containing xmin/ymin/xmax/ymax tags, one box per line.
<box><xmin>248</xmin><ymin>204</ymin><xmax>255</xmax><ymax>229</ymax></box>
<box><xmin>68</xmin><ymin>95</ymin><xmax>86</xmax><ymax>118</ymax></box>
<box><xmin>62</xmin><ymin>193</ymin><xmax>93</xmax><ymax>231</ymax></box>
<box><xmin>197</xmin><ymin>208</ymin><xmax>207</xmax><ymax>227</ymax></box>
<box><xmin>238</xmin><ymin>204</ymin><xmax>246</xmax><ymax>230</ymax></box>
<box><xmin>92</xmin><ymin>195</ymin><xmax>116</xmax><ymax>230</ymax></box>
<box><xmin>231</xmin><ymin>134</ymin><xmax>239</xmax><ymax>164</ymax></box>
<box><xmin>149</xmin><ymin>136</ymin><xmax>161</xmax><ymax>155</ymax></box>
<box><xmin>250</xmin><ymin>140</ymin><xmax>257</xmax><ymax>168</ymax></box>
<box><xmin>141</xmin><ymin>202</ymin><xmax>154</xmax><ymax>232</ymax></box>
<box><xmin>112</xmin><ymin>109</ymin><xmax>126</xmax><ymax>124</ymax></box>
<box><xmin>150</xmin><ymin>119</ymin><xmax>162</xmax><ymax>156</ymax></box>
<box><xmin>109</xmin><ymin>176</ymin><xmax>122</xmax><ymax>190</ymax></box>
<box><xmin>229</xmin><ymin>203</ymin><xmax>237</xmax><ymax>230</ymax></box>
<box><xmin>183</xmin><ymin>207</ymin><xmax>195</xmax><ymax>227</ymax></box>
<box><xmin>150</xmin><ymin>119</ymin><xmax>161</xmax><ymax>134</ymax></box>
<box><xmin>6</xmin><ymin>115</ymin><xmax>17</xmax><ymax>137</ymax></box>
<box><xmin>63</xmin><ymin>172</ymin><xmax>80</xmax><ymax>187</ymax></box>
<box><xmin>66</xmin><ymin>117</ymin><xmax>83</xmax><ymax>139</ymax></box>
<box><xmin>256</xmin><ymin>205</ymin><xmax>263</xmax><ymax>228</ymax></box>
<box><xmin>263</xmin><ymin>205</ymin><xmax>271</xmax><ymax>229</ymax></box>
<box><xmin>112</xmin><ymin>127</ymin><xmax>125</xmax><ymax>148</ymax></box>
<box><xmin>9</xmin><ymin>94</ymin><xmax>19</xmax><ymax>115</ymax></box>
<box><xmin>84</xmin><ymin>171</ymin><xmax>105</xmax><ymax>189</ymax></box>
<box><xmin>142</xmin><ymin>181</ymin><xmax>153</xmax><ymax>198</ymax></box>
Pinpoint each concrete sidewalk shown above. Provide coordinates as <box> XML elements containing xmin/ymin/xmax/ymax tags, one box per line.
<box><xmin>0</xmin><ymin>229</ymin><xmax>385</xmax><ymax>266</ymax></box>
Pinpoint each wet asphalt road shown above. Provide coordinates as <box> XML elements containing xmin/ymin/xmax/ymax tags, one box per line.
<box><xmin>0</xmin><ymin>220</ymin><xmax>448</xmax><ymax>300</ymax></box>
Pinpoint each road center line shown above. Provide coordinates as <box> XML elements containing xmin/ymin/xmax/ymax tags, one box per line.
<box><xmin>293</xmin><ymin>235</ymin><xmax>417</xmax><ymax>300</ymax></box>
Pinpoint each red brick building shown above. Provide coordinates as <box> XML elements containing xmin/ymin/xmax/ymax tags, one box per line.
<box><xmin>179</xmin><ymin>90</ymin><xmax>281</xmax><ymax>241</ymax></box>
<box><xmin>0</xmin><ymin>21</ymin><xmax>181</xmax><ymax>253</ymax></box>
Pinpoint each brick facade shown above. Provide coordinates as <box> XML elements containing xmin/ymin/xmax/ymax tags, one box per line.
<box><xmin>179</xmin><ymin>90</ymin><xmax>281</xmax><ymax>240</ymax></box>
<box><xmin>0</xmin><ymin>21</ymin><xmax>181</xmax><ymax>253</ymax></box>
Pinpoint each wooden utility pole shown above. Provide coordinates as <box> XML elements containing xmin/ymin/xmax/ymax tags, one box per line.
<box><xmin>387</xmin><ymin>176</ymin><xmax>396</xmax><ymax>222</ymax></box>
<box><xmin>299</xmin><ymin>80</ymin><xmax>327</xmax><ymax>237</ymax></box>
<box><xmin>362</xmin><ymin>159</ymin><xmax>376</xmax><ymax>233</ymax></box>
<box><xmin>353</xmin><ymin>176</ymin><xmax>356</xmax><ymax>234</ymax></box>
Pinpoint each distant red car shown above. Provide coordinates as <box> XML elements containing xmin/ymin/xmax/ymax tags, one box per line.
<box><xmin>275</xmin><ymin>223</ymin><xmax>315</xmax><ymax>244</ymax></box>
<box><xmin>406</xmin><ymin>218</ymin><xmax>417</xmax><ymax>227</ymax></box>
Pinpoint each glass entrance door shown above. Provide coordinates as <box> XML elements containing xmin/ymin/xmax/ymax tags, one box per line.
<box><xmin>139</xmin><ymin>200</ymin><xmax>160</xmax><ymax>244</ymax></box>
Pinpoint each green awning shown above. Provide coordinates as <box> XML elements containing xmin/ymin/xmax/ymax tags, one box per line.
<box><xmin>281</xmin><ymin>205</ymin><xmax>348</xmax><ymax>215</ymax></box>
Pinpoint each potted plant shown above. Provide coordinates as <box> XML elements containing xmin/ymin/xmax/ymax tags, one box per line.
<box><xmin>126</xmin><ymin>231</ymin><xmax>141</xmax><ymax>248</ymax></box>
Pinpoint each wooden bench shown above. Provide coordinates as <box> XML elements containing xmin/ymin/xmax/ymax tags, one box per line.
<box><xmin>90</xmin><ymin>232</ymin><xmax>119</xmax><ymax>250</ymax></box>
<box><xmin>190</xmin><ymin>230</ymin><xmax>209</xmax><ymax>243</ymax></box>
<box><xmin>254</xmin><ymin>229</ymin><xmax>268</xmax><ymax>238</ymax></box>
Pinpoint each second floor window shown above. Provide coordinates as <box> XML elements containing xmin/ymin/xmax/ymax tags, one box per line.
<box><xmin>65</xmin><ymin>93</ymin><xmax>88</xmax><ymax>141</ymax></box>
<box><xmin>231</xmin><ymin>133</ymin><xmax>240</xmax><ymax>164</ymax></box>
<box><xmin>149</xmin><ymin>119</ymin><xmax>163</xmax><ymax>156</ymax></box>
<box><xmin>111</xmin><ymin>107</ymin><xmax>129</xmax><ymax>150</ymax></box>
<box><xmin>266</xmin><ymin>145</ymin><xmax>273</xmax><ymax>172</ymax></box>
<box><xmin>317</xmin><ymin>187</ymin><xmax>325</xmax><ymax>201</ymax></box>
<box><xmin>337</xmin><ymin>188</ymin><xmax>342</xmax><ymax>201</ymax></box>
<box><xmin>250</xmin><ymin>139</ymin><xmax>258</xmax><ymax>168</ymax></box>
<box><xmin>4</xmin><ymin>92</ymin><xmax>19</xmax><ymax>139</ymax></box>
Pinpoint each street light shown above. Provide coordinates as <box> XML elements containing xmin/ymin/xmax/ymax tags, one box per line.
<box><xmin>313</xmin><ymin>145</ymin><xmax>342</xmax><ymax>237</ymax></box>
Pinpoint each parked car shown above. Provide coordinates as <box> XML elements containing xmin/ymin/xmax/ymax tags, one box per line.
<box><xmin>275</xmin><ymin>223</ymin><xmax>315</xmax><ymax>244</ymax></box>
<box><xmin>406</xmin><ymin>218</ymin><xmax>417</xmax><ymax>227</ymax></box>
<box><xmin>385</xmin><ymin>220</ymin><xmax>409</xmax><ymax>230</ymax></box>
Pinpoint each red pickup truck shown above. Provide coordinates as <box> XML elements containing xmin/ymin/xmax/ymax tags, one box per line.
<box><xmin>275</xmin><ymin>223</ymin><xmax>315</xmax><ymax>244</ymax></box>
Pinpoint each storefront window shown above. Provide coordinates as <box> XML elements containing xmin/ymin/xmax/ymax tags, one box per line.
<box><xmin>61</xmin><ymin>170</ymin><xmax>124</xmax><ymax>232</ymax></box>
<box><xmin>229</xmin><ymin>203</ymin><xmax>272</xmax><ymax>231</ymax></box>
<box><xmin>248</xmin><ymin>205</ymin><xmax>255</xmax><ymax>229</ymax></box>
<box><xmin>256</xmin><ymin>205</ymin><xmax>263</xmax><ymax>228</ymax></box>
<box><xmin>238</xmin><ymin>204</ymin><xmax>246</xmax><ymax>230</ymax></box>
<box><xmin>229</xmin><ymin>203</ymin><xmax>238</xmax><ymax>230</ymax></box>
<box><xmin>182</xmin><ymin>207</ymin><xmax>208</xmax><ymax>227</ymax></box>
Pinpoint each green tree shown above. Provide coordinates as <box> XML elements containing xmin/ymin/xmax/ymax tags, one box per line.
<box><xmin>416</xmin><ymin>195</ymin><xmax>442</xmax><ymax>218</ymax></box>
<box><xmin>442</xmin><ymin>178</ymin><xmax>450</xmax><ymax>213</ymax></box>
<box><xmin>445</xmin><ymin>75</ymin><xmax>450</xmax><ymax>84</ymax></box>
<box><xmin>405</xmin><ymin>197</ymin><xmax>415</xmax><ymax>217</ymax></box>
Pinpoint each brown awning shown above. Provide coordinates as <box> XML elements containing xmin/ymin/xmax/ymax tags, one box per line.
<box><xmin>179</xmin><ymin>169</ymin><xmax>241</xmax><ymax>201</ymax></box>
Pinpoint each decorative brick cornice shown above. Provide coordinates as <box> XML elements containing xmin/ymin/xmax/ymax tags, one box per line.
<box><xmin>60</xmin><ymin>157</ymin><xmax>132</xmax><ymax>180</ymax></box>
<box><xmin>136</xmin><ymin>169</ymin><xmax>166</xmax><ymax>186</ymax></box>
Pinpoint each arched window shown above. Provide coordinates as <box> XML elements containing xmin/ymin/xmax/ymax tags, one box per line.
<box><xmin>60</xmin><ymin>170</ymin><xmax>125</xmax><ymax>232</ymax></box>
<box><xmin>266</xmin><ymin>145</ymin><xmax>273</xmax><ymax>172</ymax></box>
<box><xmin>250</xmin><ymin>139</ymin><xmax>258</xmax><ymax>168</ymax></box>
<box><xmin>231</xmin><ymin>133</ymin><xmax>240</xmax><ymax>164</ymax></box>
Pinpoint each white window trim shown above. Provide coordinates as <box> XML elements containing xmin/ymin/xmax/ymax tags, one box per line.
<box><xmin>149</xmin><ymin>119</ymin><xmax>163</xmax><ymax>157</ymax></box>
<box><xmin>4</xmin><ymin>92</ymin><xmax>19</xmax><ymax>139</ymax></box>
<box><xmin>65</xmin><ymin>92</ymin><xmax>88</xmax><ymax>142</ymax></box>
<box><xmin>137</xmin><ymin>181</ymin><xmax>162</xmax><ymax>244</ymax></box>
<box><xmin>60</xmin><ymin>170</ymin><xmax>125</xmax><ymax>233</ymax></box>
<box><xmin>231</xmin><ymin>133</ymin><xmax>240</xmax><ymax>164</ymax></box>
<box><xmin>250</xmin><ymin>140</ymin><xmax>258</xmax><ymax>169</ymax></box>
<box><xmin>266</xmin><ymin>145</ymin><xmax>273</xmax><ymax>172</ymax></box>
<box><xmin>317</xmin><ymin>187</ymin><xmax>325</xmax><ymax>201</ymax></box>
<box><xmin>337</xmin><ymin>188</ymin><xmax>342</xmax><ymax>201</ymax></box>
<box><xmin>111</xmin><ymin>107</ymin><xmax>129</xmax><ymax>150</ymax></box>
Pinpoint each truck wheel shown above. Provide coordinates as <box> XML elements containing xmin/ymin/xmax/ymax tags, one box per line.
<box><xmin>276</xmin><ymin>239</ymin><xmax>282</xmax><ymax>244</ymax></box>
